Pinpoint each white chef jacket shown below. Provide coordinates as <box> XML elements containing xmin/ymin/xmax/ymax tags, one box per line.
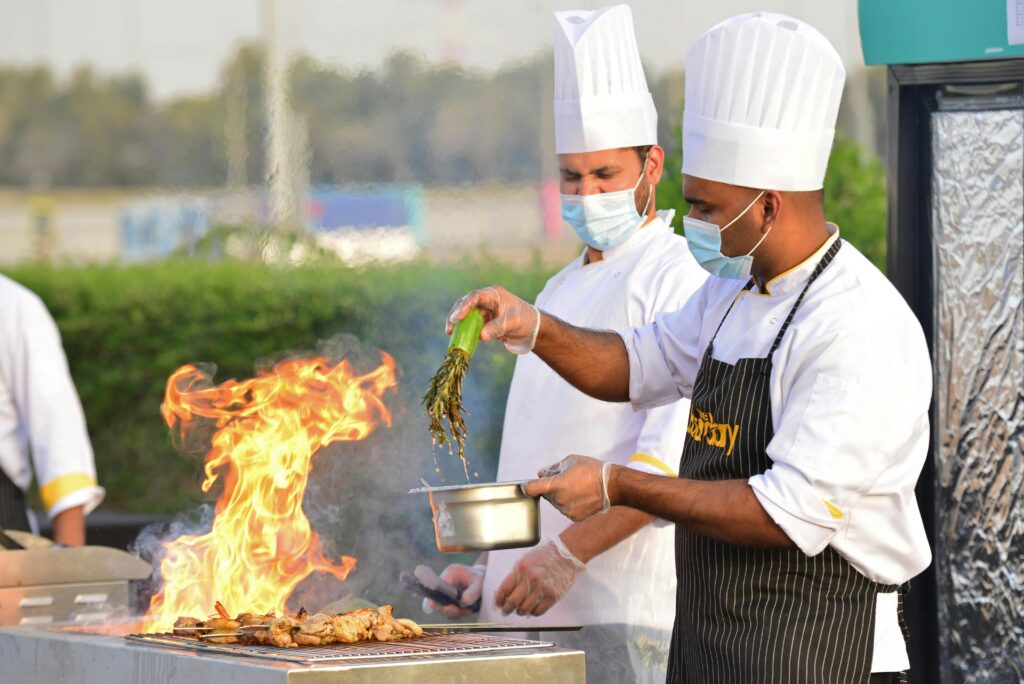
<box><xmin>621</xmin><ymin>226</ymin><xmax>931</xmax><ymax>672</ymax></box>
<box><xmin>481</xmin><ymin>211</ymin><xmax>708</xmax><ymax>630</ymax></box>
<box><xmin>0</xmin><ymin>275</ymin><xmax>104</xmax><ymax>520</ymax></box>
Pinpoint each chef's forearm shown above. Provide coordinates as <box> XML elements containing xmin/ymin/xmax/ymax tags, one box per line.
<box><xmin>559</xmin><ymin>506</ymin><xmax>654</xmax><ymax>564</ymax></box>
<box><xmin>52</xmin><ymin>505</ymin><xmax>86</xmax><ymax>546</ymax></box>
<box><xmin>533</xmin><ymin>313</ymin><xmax>630</xmax><ymax>402</ymax></box>
<box><xmin>609</xmin><ymin>467</ymin><xmax>794</xmax><ymax>549</ymax></box>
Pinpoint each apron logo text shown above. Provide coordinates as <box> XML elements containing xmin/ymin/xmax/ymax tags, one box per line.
<box><xmin>687</xmin><ymin>408</ymin><xmax>740</xmax><ymax>456</ymax></box>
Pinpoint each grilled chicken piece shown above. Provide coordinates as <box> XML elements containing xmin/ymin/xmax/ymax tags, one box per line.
<box><xmin>173</xmin><ymin>604</ymin><xmax>421</xmax><ymax>646</ymax></box>
<box><xmin>264</xmin><ymin>617</ymin><xmax>300</xmax><ymax>648</ymax></box>
<box><xmin>172</xmin><ymin>616</ymin><xmax>202</xmax><ymax>635</ymax></box>
<box><xmin>294</xmin><ymin>613</ymin><xmax>336</xmax><ymax>646</ymax></box>
<box><xmin>236</xmin><ymin>612</ymin><xmax>274</xmax><ymax>626</ymax></box>
<box><xmin>397</xmin><ymin>618</ymin><xmax>424</xmax><ymax>637</ymax></box>
<box><xmin>202</xmin><ymin>616</ymin><xmax>241</xmax><ymax>643</ymax></box>
<box><xmin>331</xmin><ymin>608</ymin><xmax>378</xmax><ymax>643</ymax></box>
<box><xmin>372</xmin><ymin>604</ymin><xmax>422</xmax><ymax>641</ymax></box>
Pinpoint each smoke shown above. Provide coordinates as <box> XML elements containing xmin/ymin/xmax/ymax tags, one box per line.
<box><xmin>129</xmin><ymin>505</ymin><xmax>215</xmax><ymax>614</ymax></box>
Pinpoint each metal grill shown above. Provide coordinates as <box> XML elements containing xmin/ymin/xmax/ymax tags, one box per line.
<box><xmin>125</xmin><ymin>631</ymin><xmax>553</xmax><ymax>664</ymax></box>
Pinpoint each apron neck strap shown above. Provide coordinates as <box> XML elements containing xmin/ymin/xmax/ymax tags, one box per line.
<box><xmin>709</xmin><ymin>279</ymin><xmax>755</xmax><ymax>346</ymax></box>
<box><xmin>768</xmin><ymin>238</ymin><xmax>843</xmax><ymax>354</ymax></box>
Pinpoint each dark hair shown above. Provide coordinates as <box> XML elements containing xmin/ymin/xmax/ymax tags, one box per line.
<box><xmin>634</xmin><ymin>145</ymin><xmax>653</xmax><ymax>162</ymax></box>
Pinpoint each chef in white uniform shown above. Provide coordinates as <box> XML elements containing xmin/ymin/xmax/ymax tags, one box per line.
<box><xmin>446</xmin><ymin>13</ymin><xmax>932</xmax><ymax>684</ymax></box>
<box><xmin>425</xmin><ymin>6</ymin><xmax>706</xmax><ymax>683</ymax></box>
<box><xmin>0</xmin><ymin>274</ymin><xmax>104</xmax><ymax>545</ymax></box>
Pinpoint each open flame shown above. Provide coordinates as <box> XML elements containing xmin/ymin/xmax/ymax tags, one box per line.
<box><xmin>144</xmin><ymin>353</ymin><xmax>397</xmax><ymax>631</ymax></box>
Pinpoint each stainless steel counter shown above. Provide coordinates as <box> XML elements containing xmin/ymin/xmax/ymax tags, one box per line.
<box><xmin>0</xmin><ymin>622</ymin><xmax>585</xmax><ymax>683</ymax></box>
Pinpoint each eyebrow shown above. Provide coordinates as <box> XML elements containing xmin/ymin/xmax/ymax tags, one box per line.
<box><xmin>684</xmin><ymin>196</ymin><xmax>707</xmax><ymax>205</ymax></box>
<box><xmin>560</xmin><ymin>165</ymin><xmax>621</xmax><ymax>176</ymax></box>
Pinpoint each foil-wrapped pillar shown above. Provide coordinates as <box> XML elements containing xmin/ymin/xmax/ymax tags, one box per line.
<box><xmin>931</xmin><ymin>107</ymin><xmax>1024</xmax><ymax>682</ymax></box>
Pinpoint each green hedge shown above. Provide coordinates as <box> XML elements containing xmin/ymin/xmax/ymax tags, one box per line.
<box><xmin>5</xmin><ymin>258</ymin><xmax>555</xmax><ymax>514</ymax></box>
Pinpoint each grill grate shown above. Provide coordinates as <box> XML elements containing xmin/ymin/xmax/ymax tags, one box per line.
<box><xmin>125</xmin><ymin>631</ymin><xmax>552</xmax><ymax>664</ymax></box>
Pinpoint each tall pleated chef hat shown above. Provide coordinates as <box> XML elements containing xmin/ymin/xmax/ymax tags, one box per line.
<box><xmin>683</xmin><ymin>12</ymin><xmax>846</xmax><ymax>191</ymax></box>
<box><xmin>553</xmin><ymin>4</ymin><xmax>657</xmax><ymax>154</ymax></box>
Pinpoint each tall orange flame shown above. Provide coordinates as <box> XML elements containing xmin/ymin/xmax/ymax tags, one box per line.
<box><xmin>144</xmin><ymin>353</ymin><xmax>396</xmax><ymax>630</ymax></box>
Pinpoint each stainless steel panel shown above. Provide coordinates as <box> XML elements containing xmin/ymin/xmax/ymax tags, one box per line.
<box><xmin>0</xmin><ymin>546</ymin><xmax>151</xmax><ymax>586</ymax></box>
<box><xmin>0</xmin><ymin>582</ymin><xmax>131</xmax><ymax>626</ymax></box>
<box><xmin>931</xmin><ymin>107</ymin><xmax>1024</xmax><ymax>682</ymax></box>
<box><xmin>0</xmin><ymin>623</ymin><xmax>585</xmax><ymax>683</ymax></box>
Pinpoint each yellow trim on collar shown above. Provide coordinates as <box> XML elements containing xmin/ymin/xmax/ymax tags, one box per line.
<box><xmin>40</xmin><ymin>473</ymin><xmax>96</xmax><ymax>512</ymax></box>
<box><xmin>822</xmin><ymin>498</ymin><xmax>844</xmax><ymax>520</ymax></box>
<box><xmin>761</xmin><ymin>225</ymin><xmax>841</xmax><ymax>295</ymax></box>
<box><xmin>628</xmin><ymin>453</ymin><xmax>678</xmax><ymax>477</ymax></box>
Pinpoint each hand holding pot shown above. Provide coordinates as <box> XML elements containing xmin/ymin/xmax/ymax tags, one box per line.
<box><xmin>525</xmin><ymin>455</ymin><xmax>614</xmax><ymax>522</ymax></box>
<box><xmin>446</xmin><ymin>286</ymin><xmax>541</xmax><ymax>355</ymax></box>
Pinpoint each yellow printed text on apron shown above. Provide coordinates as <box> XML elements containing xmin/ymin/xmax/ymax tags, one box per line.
<box><xmin>686</xmin><ymin>408</ymin><xmax>740</xmax><ymax>456</ymax></box>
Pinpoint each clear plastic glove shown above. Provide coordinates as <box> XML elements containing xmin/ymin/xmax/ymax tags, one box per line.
<box><xmin>493</xmin><ymin>536</ymin><xmax>586</xmax><ymax>617</ymax></box>
<box><xmin>524</xmin><ymin>455</ymin><xmax>614</xmax><ymax>522</ymax></box>
<box><xmin>446</xmin><ymin>286</ymin><xmax>541</xmax><ymax>355</ymax></box>
<box><xmin>421</xmin><ymin>563</ymin><xmax>485</xmax><ymax>619</ymax></box>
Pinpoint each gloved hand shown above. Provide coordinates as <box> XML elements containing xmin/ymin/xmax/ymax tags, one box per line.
<box><xmin>446</xmin><ymin>286</ymin><xmax>541</xmax><ymax>355</ymax></box>
<box><xmin>524</xmin><ymin>455</ymin><xmax>615</xmax><ymax>522</ymax></box>
<box><xmin>421</xmin><ymin>563</ymin><xmax>485</xmax><ymax>619</ymax></box>
<box><xmin>493</xmin><ymin>536</ymin><xmax>586</xmax><ymax>617</ymax></box>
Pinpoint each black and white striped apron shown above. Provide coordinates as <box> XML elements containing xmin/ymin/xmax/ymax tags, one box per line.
<box><xmin>668</xmin><ymin>239</ymin><xmax>904</xmax><ymax>683</ymax></box>
<box><xmin>0</xmin><ymin>465</ymin><xmax>30</xmax><ymax>531</ymax></box>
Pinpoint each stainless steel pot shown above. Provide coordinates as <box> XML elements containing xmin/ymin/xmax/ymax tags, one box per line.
<box><xmin>409</xmin><ymin>481</ymin><xmax>540</xmax><ymax>553</ymax></box>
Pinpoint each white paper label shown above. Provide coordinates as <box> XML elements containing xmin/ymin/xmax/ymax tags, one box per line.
<box><xmin>1009</xmin><ymin>0</ymin><xmax>1024</xmax><ymax>46</ymax></box>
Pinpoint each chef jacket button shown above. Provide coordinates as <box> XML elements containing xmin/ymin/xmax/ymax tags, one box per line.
<box><xmin>770</xmin><ymin>317</ymin><xmax>778</xmax><ymax>324</ymax></box>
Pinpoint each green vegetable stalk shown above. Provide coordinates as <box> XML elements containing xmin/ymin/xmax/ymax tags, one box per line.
<box><xmin>423</xmin><ymin>309</ymin><xmax>485</xmax><ymax>479</ymax></box>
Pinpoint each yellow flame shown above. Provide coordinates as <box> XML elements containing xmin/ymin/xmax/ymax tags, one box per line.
<box><xmin>144</xmin><ymin>354</ymin><xmax>396</xmax><ymax>630</ymax></box>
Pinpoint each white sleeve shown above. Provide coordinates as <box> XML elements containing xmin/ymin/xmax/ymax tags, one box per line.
<box><xmin>10</xmin><ymin>294</ymin><xmax>104</xmax><ymax>519</ymax></box>
<box><xmin>748</xmin><ymin>315</ymin><xmax>932</xmax><ymax>557</ymax></box>
<box><xmin>621</xmin><ymin>250</ymin><xmax>702</xmax><ymax>476</ymax></box>
<box><xmin>624</xmin><ymin>398</ymin><xmax>689</xmax><ymax>528</ymax></box>
<box><xmin>626</xmin><ymin>399</ymin><xmax>686</xmax><ymax>478</ymax></box>
<box><xmin>620</xmin><ymin>281</ymin><xmax>708</xmax><ymax>410</ymax></box>
<box><xmin>620</xmin><ymin>249</ymin><xmax>704</xmax><ymax>524</ymax></box>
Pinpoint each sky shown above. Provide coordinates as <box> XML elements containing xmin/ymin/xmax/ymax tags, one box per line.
<box><xmin>0</xmin><ymin>0</ymin><xmax>866</xmax><ymax>101</ymax></box>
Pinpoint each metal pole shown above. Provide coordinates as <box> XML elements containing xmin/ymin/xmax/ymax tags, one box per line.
<box><xmin>264</xmin><ymin>0</ymin><xmax>297</xmax><ymax>229</ymax></box>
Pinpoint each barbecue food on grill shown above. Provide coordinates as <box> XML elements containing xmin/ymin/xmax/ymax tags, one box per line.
<box><xmin>171</xmin><ymin>604</ymin><xmax>278</xmax><ymax>644</ymax></box>
<box><xmin>373</xmin><ymin>604</ymin><xmax>425</xmax><ymax>641</ymax></box>
<box><xmin>237</xmin><ymin>612</ymin><xmax>275</xmax><ymax>626</ymax></box>
<box><xmin>294</xmin><ymin>613</ymin><xmax>336</xmax><ymax>646</ymax></box>
<box><xmin>169</xmin><ymin>603</ymin><xmax>423</xmax><ymax>647</ymax></box>
<box><xmin>172</xmin><ymin>616</ymin><xmax>201</xmax><ymax>633</ymax></box>
<box><xmin>172</xmin><ymin>613</ymin><xmax>242</xmax><ymax>643</ymax></box>
<box><xmin>332</xmin><ymin>607</ymin><xmax>378</xmax><ymax>643</ymax></box>
<box><xmin>204</xmin><ymin>618</ymin><xmax>241</xmax><ymax>643</ymax></box>
<box><xmin>201</xmin><ymin>601</ymin><xmax>242</xmax><ymax>643</ymax></box>
<box><xmin>264</xmin><ymin>616</ymin><xmax>303</xmax><ymax>648</ymax></box>
<box><xmin>291</xmin><ymin>605</ymin><xmax>424</xmax><ymax>645</ymax></box>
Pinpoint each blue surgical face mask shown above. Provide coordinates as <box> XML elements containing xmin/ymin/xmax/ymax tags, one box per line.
<box><xmin>561</xmin><ymin>161</ymin><xmax>652</xmax><ymax>251</ymax></box>
<box><xmin>683</xmin><ymin>191</ymin><xmax>769</xmax><ymax>280</ymax></box>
